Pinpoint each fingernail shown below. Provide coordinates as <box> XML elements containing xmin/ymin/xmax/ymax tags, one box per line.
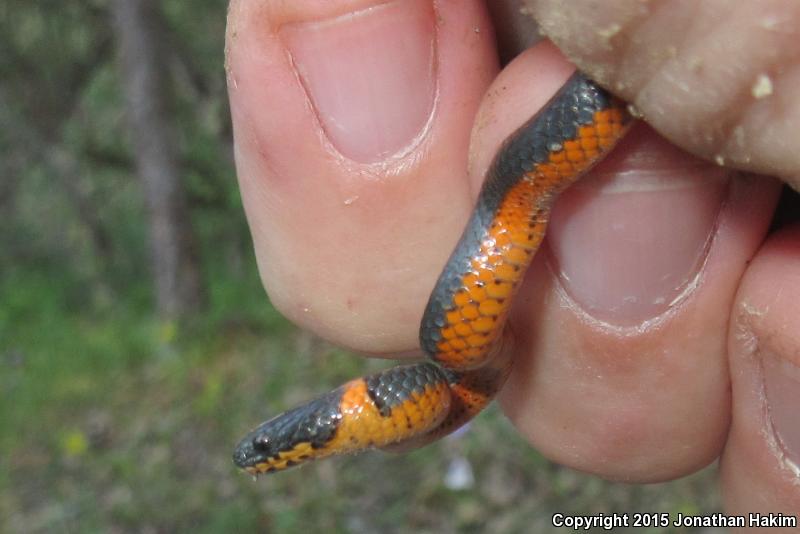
<box><xmin>547</xmin><ymin>126</ymin><xmax>730</xmax><ymax>325</ymax></box>
<box><xmin>763</xmin><ymin>353</ymin><xmax>800</xmax><ymax>468</ymax></box>
<box><xmin>281</xmin><ymin>1</ymin><xmax>436</xmax><ymax>163</ymax></box>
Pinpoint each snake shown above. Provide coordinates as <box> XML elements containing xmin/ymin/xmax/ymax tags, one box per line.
<box><xmin>233</xmin><ymin>71</ymin><xmax>633</xmax><ymax>475</ymax></box>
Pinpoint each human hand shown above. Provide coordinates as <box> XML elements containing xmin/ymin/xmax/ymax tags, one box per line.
<box><xmin>522</xmin><ymin>0</ymin><xmax>800</xmax><ymax>519</ymax></box>
<box><xmin>225</xmin><ymin>0</ymin><xmax>798</xmax><ymax>519</ymax></box>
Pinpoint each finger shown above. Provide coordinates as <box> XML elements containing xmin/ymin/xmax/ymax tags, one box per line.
<box><xmin>225</xmin><ymin>0</ymin><xmax>498</xmax><ymax>354</ymax></box>
<box><xmin>485</xmin><ymin>0</ymin><xmax>540</xmax><ymax>64</ymax></box>
<box><xmin>468</xmin><ymin>42</ymin><xmax>781</xmax><ymax>482</ymax></box>
<box><xmin>525</xmin><ymin>0</ymin><xmax>800</xmax><ymax>187</ymax></box>
<box><xmin>721</xmin><ymin>225</ymin><xmax>800</xmax><ymax>520</ymax></box>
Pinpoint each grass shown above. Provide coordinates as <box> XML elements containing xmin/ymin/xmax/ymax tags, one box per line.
<box><xmin>0</xmin><ymin>267</ymin><xmax>720</xmax><ymax>533</ymax></box>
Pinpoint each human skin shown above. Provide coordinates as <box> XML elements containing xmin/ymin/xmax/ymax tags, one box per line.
<box><xmin>225</xmin><ymin>0</ymin><xmax>799</xmax><ymax>523</ymax></box>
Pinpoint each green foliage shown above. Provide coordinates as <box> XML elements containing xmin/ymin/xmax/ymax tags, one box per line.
<box><xmin>0</xmin><ymin>264</ymin><xmax>722</xmax><ymax>532</ymax></box>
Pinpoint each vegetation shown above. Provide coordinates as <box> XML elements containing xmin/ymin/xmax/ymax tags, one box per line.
<box><xmin>1</xmin><ymin>1</ymin><xmax>721</xmax><ymax>532</ymax></box>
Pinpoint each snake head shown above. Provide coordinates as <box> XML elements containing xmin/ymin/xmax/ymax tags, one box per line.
<box><xmin>232</xmin><ymin>389</ymin><xmax>343</xmax><ymax>474</ymax></box>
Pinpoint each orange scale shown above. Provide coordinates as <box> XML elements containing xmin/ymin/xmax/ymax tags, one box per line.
<box><xmin>389</xmin><ymin>405</ymin><xmax>411</xmax><ymax>427</ymax></box>
<box><xmin>527</xmin><ymin>169</ymin><xmax>543</xmax><ymax>182</ymax></box>
<box><xmin>596</xmin><ymin>122</ymin><xmax>612</xmax><ymax>136</ymax></box>
<box><xmin>477</xmin><ymin>269</ymin><xmax>495</xmax><ymax>284</ymax></box>
<box><xmin>548</xmin><ymin>151</ymin><xmax>566</xmax><ymax>163</ymax></box>
<box><xmin>492</xmin><ymin>220</ymin><xmax>509</xmax><ymax>233</ymax></box>
<box><xmin>453</xmin><ymin>291</ymin><xmax>471</xmax><ymax>307</ymax></box>
<box><xmin>496</xmin><ymin>204</ymin><xmax>517</xmax><ymax>216</ymax></box>
<box><xmin>463</xmin><ymin>346</ymin><xmax>482</xmax><ymax>358</ymax></box>
<box><xmin>542</xmin><ymin>164</ymin><xmax>567</xmax><ymax>180</ymax></box>
<box><xmin>595</xmin><ymin>109</ymin><xmax>612</xmax><ymax>121</ymax></box>
<box><xmin>461</xmin><ymin>304</ymin><xmax>480</xmax><ymax>320</ymax></box>
<box><xmin>482</xmin><ymin>238</ymin><xmax>498</xmax><ymax>252</ymax></box>
<box><xmin>467</xmin><ymin>333</ymin><xmax>488</xmax><ymax>348</ymax></box>
<box><xmin>487</xmin><ymin>254</ymin><xmax>504</xmax><ymax>266</ymax></box>
<box><xmin>509</xmin><ymin>231</ymin><xmax>535</xmax><ymax>248</ymax></box>
<box><xmin>486</xmin><ymin>281</ymin><xmax>512</xmax><ymax>299</ymax></box>
<box><xmin>402</xmin><ymin>408</ymin><xmax>422</xmax><ymax>428</ymax></box>
<box><xmin>541</xmin><ymin>169</ymin><xmax>560</xmax><ymax>182</ymax></box>
<box><xmin>556</xmin><ymin>162</ymin><xmax>574</xmax><ymax>174</ymax></box>
<box><xmin>542</xmin><ymin>177</ymin><xmax>561</xmax><ymax>190</ymax></box>
<box><xmin>566</xmin><ymin>149</ymin><xmax>585</xmax><ymax>163</ymax></box>
<box><xmin>454</xmin><ymin>322</ymin><xmax>473</xmax><ymax>337</ymax></box>
<box><xmin>580</xmin><ymin>136</ymin><xmax>598</xmax><ymax>150</ymax></box>
<box><xmin>498</xmin><ymin>244</ymin><xmax>518</xmax><ymax>259</ymax></box>
<box><xmin>493</xmin><ymin>232</ymin><xmax>512</xmax><ymax>248</ymax></box>
<box><xmin>493</xmin><ymin>263</ymin><xmax>518</xmax><ymax>282</ymax></box>
<box><xmin>485</xmin><ymin>226</ymin><xmax>502</xmax><ymax>241</ymax></box>
<box><xmin>532</xmin><ymin>160</ymin><xmax>549</xmax><ymax>170</ymax></box>
<box><xmin>503</xmin><ymin>202</ymin><xmax>525</xmax><ymax>215</ymax></box>
<box><xmin>479</xmin><ymin>299</ymin><xmax>503</xmax><ymax>316</ymax></box>
<box><xmin>446</xmin><ymin>310</ymin><xmax>462</xmax><ymax>325</ymax></box>
<box><xmin>439</xmin><ymin>328</ymin><xmax>462</xmax><ymax>343</ymax></box>
<box><xmin>563</xmin><ymin>139</ymin><xmax>581</xmax><ymax>151</ymax></box>
<box><xmin>539</xmin><ymin>171</ymin><xmax>558</xmax><ymax>185</ymax></box>
<box><xmin>515</xmin><ymin>191</ymin><xmax>534</xmax><ymax>204</ymax></box>
<box><xmin>578</xmin><ymin>124</ymin><xmax>596</xmax><ymax>138</ymax></box>
<box><xmin>450</xmin><ymin>337</ymin><xmax>468</xmax><ymax>351</ymax></box>
<box><xmin>463</xmin><ymin>273</ymin><xmax>479</xmax><ymax>287</ymax></box>
<box><xmin>467</xmin><ymin>284</ymin><xmax>487</xmax><ymax>302</ymax></box>
<box><xmin>504</xmin><ymin>212</ymin><xmax>526</xmax><ymax>225</ymax></box>
<box><xmin>438</xmin><ymin>352</ymin><xmax>456</xmax><ymax>364</ymax></box>
<box><xmin>471</xmin><ymin>316</ymin><xmax>495</xmax><ymax>333</ymax></box>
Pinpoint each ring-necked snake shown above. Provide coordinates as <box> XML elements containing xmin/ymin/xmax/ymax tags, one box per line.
<box><xmin>233</xmin><ymin>71</ymin><xmax>633</xmax><ymax>475</ymax></box>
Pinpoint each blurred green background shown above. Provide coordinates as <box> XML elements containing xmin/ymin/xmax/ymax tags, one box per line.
<box><xmin>1</xmin><ymin>1</ymin><xmax>725</xmax><ymax>532</ymax></box>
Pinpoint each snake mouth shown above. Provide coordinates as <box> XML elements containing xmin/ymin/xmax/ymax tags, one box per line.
<box><xmin>232</xmin><ymin>409</ymin><xmax>294</xmax><ymax>472</ymax></box>
<box><xmin>233</xmin><ymin>428</ymin><xmax>322</xmax><ymax>474</ymax></box>
<box><xmin>232</xmin><ymin>432</ymin><xmax>262</xmax><ymax>469</ymax></box>
<box><xmin>232</xmin><ymin>426</ymin><xmax>299</xmax><ymax>474</ymax></box>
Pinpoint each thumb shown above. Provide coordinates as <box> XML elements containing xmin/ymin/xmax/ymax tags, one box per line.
<box><xmin>527</xmin><ymin>0</ymin><xmax>800</xmax><ymax>188</ymax></box>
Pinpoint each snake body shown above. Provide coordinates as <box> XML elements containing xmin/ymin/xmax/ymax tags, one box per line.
<box><xmin>233</xmin><ymin>72</ymin><xmax>632</xmax><ymax>475</ymax></box>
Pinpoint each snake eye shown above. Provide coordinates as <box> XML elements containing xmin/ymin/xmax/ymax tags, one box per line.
<box><xmin>253</xmin><ymin>434</ymin><xmax>271</xmax><ymax>451</ymax></box>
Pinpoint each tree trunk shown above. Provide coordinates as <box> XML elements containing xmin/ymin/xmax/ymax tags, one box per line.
<box><xmin>111</xmin><ymin>0</ymin><xmax>203</xmax><ymax>319</ymax></box>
